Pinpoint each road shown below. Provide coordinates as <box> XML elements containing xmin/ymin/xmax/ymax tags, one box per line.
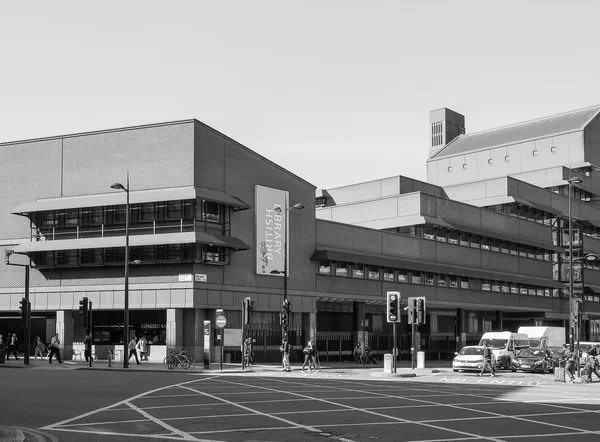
<box><xmin>2</xmin><ymin>364</ymin><xmax>600</xmax><ymax>441</ymax></box>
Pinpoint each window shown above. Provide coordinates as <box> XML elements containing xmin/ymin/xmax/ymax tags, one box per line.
<box><xmin>424</xmin><ymin>272</ymin><xmax>434</xmax><ymax>285</ymax></box>
<box><xmin>491</xmin><ymin>281</ymin><xmax>501</xmax><ymax>292</ymax></box>
<box><xmin>448</xmin><ymin>230</ymin><xmax>458</xmax><ymax>244</ymax></box>
<box><xmin>56</xmin><ymin>250</ymin><xmax>77</xmax><ymax>267</ymax></box>
<box><xmin>511</xmin><ymin>285</ymin><xmax>519</xmax><ymax>294</ymax></box>
<box><xmin>482</xmin><ymin>281</ymin><xmax>491</xmax><ymax>291</ymax></box>
<box><xmin>352</xmin><ymin>263</ymin><xmax>365</xmax><ymax>278</ymax></box>
<box><xmin>398</xmin><ymin>269</ymin><xmax>408</xmax><ymax>282</ymax></box>
<box><xmin>491</xmin><ymin>239</ymin><xmax>500</xmax><ymax>252</ymax></box>
<box><xmin>335</xmin><ymin>262</ymin><xmax>348</xmax><ymax>277</ymax></box>
<box><xmin>436</xmin><ymin>228</ymin><xmax>447</xmax><ymax>242</ymax></box>
<box><xmin>448</xmin><ymin>276</ymin><xmax>458</xmax><ymax>288</ymax></box>
<box><xmin>318</xmin><ymin>261</ymin><xmax>331</xmax><ymax>275</ymax></box>
<box><xmin>519</xmin><ymin>245</ymin><xmax>528</xmax><ymax>257</ymax></box>
<box><xmin>520</xmin><ymin>287</ymin><xmax>528</xmax><ymax>295</ymax></box>
<box><xmin>459</xmin><ymin>232</ymin><xmax>470</xmax><ymax>247</ymax></box>
<box><xmin>460</xmin><ymin>278</ymin><xmax>469</xmax><ymax>289</ymax></box>
<box><xmin>437</xmin><ymin>274</ymin><xmax>447</xmax><ymax>286</ymax></box>
<box><xmin>367</xmin><ymin>266</ymin><xmax>380</xmax><ymax>280</ymax></box>
<box><xmin>203</xmin><ymin>244</ymin><xmax>223</xmax><ymax>262</ymax></box>
<box><xmin>105</xmin><ymin>205</ymin><xmax>127</xmax><ymax>224</ymax></box>
<box><xmin>500</xmin><ymin>242</ymin><xmax>510</xmax><ymax>254</ymax></box>
<box><xmin>383</xmin><ymin>267</ymin><xmax>394</xmax><ymax>281</ymax></box>
<box><xmin>200</xmin><ymin>200</ymin><xmax>223</xmax><ymax>223</ymax></box>
<box><xmin>501</xmin><ymin>284</ymin><xmax>510</xmax><ymax>293</ymax></box>
<box><xmin>157</xmin><ymin>244</ymin><xmax>182</xmax><ymax>262</ymax></box>
<box><xmin>80</xmin><ymin>249</ymin><xmax>102</xmax><ymax>266</ymax></box>
<box><xmin>510</xmin><ymin>243</ymin><xmax>519</xmax><ymax>256</ymax></box>
<box><xmin>157</xmin><ymin>201</ymin><xmax>183</xmax><ymax>221</ymax></box>
<box><xmin>411</xmin><ymin>271</ymin><xmax>422</xmax><ymax>284</ymax></box>
<box><xmin>80</xmin><ymin>207</ymin><xmax>104</xmax><ymax>226</ymax></box>
<box><xmin>470</xmin><ymin>234</ymin><xmax>481</xmax><ymax>249</ymax></box>
<box><xmin>481</xmin><ymin>237</ymin><xmax>490</xmax><ymax>250</ymax></box>
<box><xmin>423</xmin><ymin>226</ymin><xmax>435</xmax><ymax>240</ymax></box>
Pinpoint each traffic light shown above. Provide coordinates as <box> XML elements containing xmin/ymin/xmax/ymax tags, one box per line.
<box><xmin>19</xmin><ymin>297</ymin><xmax>29</xmax><ymax>328</ymax></box>
<box><xmin>407</xmin><ymin>297</ymin><xmax>418</xmax><ymax>324</ymax></box>
<box><xmin>279</xmin><ymin>310</ymin><xmax>288</xmax><ymax>326</ymax></box>
<box><xmin>417</xmin><ymin>298</ymin><xmax>426</xmax><ymax>324</ymax></box>
<box><xmin>243</xmin><ymin>297</ymin><xmax>254</xmax><ymax>325</ymax></box>
<box><xmin>79</xmin><ymin>297</ymin><xmax>89</xmax><ymax>329</ymax></box>
<box><xmin>386</xmin><ymin>291</ymin><xmax>400</xmax><ymax>323</ymax></box>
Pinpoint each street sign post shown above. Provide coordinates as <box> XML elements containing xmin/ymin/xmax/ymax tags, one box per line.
<box><xmin>216</xmin><ymin>315</ymin><xmax>226</xmax><ymax>370</ymax></box>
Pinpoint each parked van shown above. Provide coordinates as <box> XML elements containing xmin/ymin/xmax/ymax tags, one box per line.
<box><xmin>517</xmin><ymin>326</ymin><xmax>566</xmax><ymax>349</ymax></box>
<box><xmin>478</xmin><ymin>332</ymin><xmax>530</xmax><ymax>370</ymax></box>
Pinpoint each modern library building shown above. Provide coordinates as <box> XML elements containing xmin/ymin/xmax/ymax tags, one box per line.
<box><xmin>2</xmin><ymin>105</ymin><xmax>600</xmax><ymax>363</ymax></box>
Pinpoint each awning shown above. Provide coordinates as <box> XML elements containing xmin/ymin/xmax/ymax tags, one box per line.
<box><xmin>12</xmin><ymin>232</ymin><xmax>250</xmax><ymax>253</ymax></box>
<box><xmin>311</xmin><ymin>248</ymin><xmax>565</xmax><ymax>289</ymax></box>
<box><xmin>196</xmin><ymin>187</ymin><xmax>250</xmax><ymax>211</ymax></box>
<box><xmin>11</xmin><ymin>186</ymin><xmax>250</xmax><ymax>215</ymax></box>
<box><xmin>439</xmin><ymin>218</ymin><xmax>565</xmax><ymax>253</ymax></box>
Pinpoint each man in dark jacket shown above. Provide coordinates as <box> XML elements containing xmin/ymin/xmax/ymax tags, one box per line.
<box><xmin>7</xmin><ymin>333</ymin><xmax>18</xmax><ymax>360</ymax></box>
<box><xmin>478</xmin><ymin>342</ymin><xmax>495</xmax><ymax>377</ymax></box>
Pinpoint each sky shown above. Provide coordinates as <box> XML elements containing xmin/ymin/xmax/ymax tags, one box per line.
<box><xmin>2</xmin><ymin>1</ymin><xmax>600</xmax><ymax>190</ymax></box>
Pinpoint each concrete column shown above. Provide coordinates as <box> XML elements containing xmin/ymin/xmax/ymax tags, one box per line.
<box><xmin>456</xmin><ymin>308</ymin><xmax>465</xmax><ymax>350</ymax></box>
<box><xmin>166</xmin><ymin>308</ymin><xmax>183</xmax><ymax>353</ymax></box>
<box><xmin>301</xmin><ymin>312</ymin><xmax>317</xmax><ymax>344</ymax></box>
<box><xmin>193</xmin><ymin>308</ymin><xmax>209</xmax><ymax>361</ymax></box>
<box><xmin>353</xmin><ymin>302</ymin><xmax>365</xmax><ymax>332</ymax></box>
<box><xmin>495</xmin><ymin>310</ymin><xmax>503</xmax><ymax>331</ymax></box>
<box><xmin>56</xmin><ymin>311</ymin><xmax>73</xmax><ymax>360</ymax></box>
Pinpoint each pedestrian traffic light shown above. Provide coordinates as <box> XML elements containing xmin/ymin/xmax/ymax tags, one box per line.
<box><xmin>79</xmin><ymin>297</ymin><xmax>89</xmax><ymax>329</ymax></box>
<box><xmin>417</xmin><ymin>298</ymin><xmax>426</xmax><ymax>324</ymax></box>
<box><xmin>19</xmin><ymin>297</ymin><xmax>29</xmax><ymax>328</ymax></box>
<box><xmin>279</xmin><ymin>310</ymin><xmax>288</xmax><ymax>326</ymax></box>
<box><xmin>386</xmin><ymin>291</ymin><xmax>400</xmax><ymax>323</ymax></box>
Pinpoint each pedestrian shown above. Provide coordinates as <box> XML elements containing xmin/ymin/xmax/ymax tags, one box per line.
<box><xmin>583</xmin><ymin>347</ymin><xmax>600</xmax><ymax>382</ymax></box>
<box><xmin>478</xmin><ymin>342</ymin><xmax>495</xmax><ymax>377</ymax></box>
<box><xmin>33</xmin><ymin>336</ymin><xmax>46</xmax><ymax>359</ymax></box>
<box><xmin>562</xmin><ymin>344</ymin><xmax>576</xmax><ymax>383</ymax></box>
<box><xmin>280</xmin><ymin>338</ymin><xmax>291</xmax><ymax>372</ymax></box>
<box><xmin>354</xmin><ymin>343</ymin><xmax>363</xmax><ymax>364</ymax></box>
<box><xmin>47</xmin><ymin>333</ymin><xmax>63</xmax><ymax>364</ymax></box>
<box><xmin>136</xmin><ymin>335</ymin><xmax>148</xmax><ymax>361</ymax></box>
<box><xmin>311</xmin><ymin>339</ymin><xmax>321</xmax><ymax>371</ymax></box>
<box><xmin>128</xmin><ymin>336</ymin><xmax>141</xmax><ymax>365</ymax></box>
<box><xmin>301</xmin><ymin>340</ymin><xmax>314</xmax><ymax>372</ymax></box>
<box><xmin>7</xmin><ymin>333</ymin><xmax>19</xmax><ymax>360</ymax></box>
<box><xmin>83</xmin><ymin>333</ymin><xmax>93</xmax><ymax>362</ymax></box>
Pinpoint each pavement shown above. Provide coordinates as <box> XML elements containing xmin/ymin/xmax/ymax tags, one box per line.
<box><xmin>0</xmin><ymin>354</ymin><xmax>451</xmax><ymax>379</ymax></box>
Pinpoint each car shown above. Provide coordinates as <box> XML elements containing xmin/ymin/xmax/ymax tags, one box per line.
<box><xmin>452</xmin><ymin>346</ymin><xmax>496</xmax><ymax>372</ymax></box>
<box><xmin>510</xmin><ymin>347</ymin><xmax>553</xmax><ymax>373</ymax></box>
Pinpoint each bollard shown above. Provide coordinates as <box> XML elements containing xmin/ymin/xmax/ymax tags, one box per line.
<box><xmin>108</xmin><ymin>350</ymin><xmax>113</xmax><ymax>367</ymax></box>
<box><xmin>417</xmin><ymin>351</ymin><xmax>425</xmax><ymax>369</ymax></box>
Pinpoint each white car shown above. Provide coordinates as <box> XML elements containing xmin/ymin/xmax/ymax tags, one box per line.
<box><xmin>453</xmin><ymin>346</ymin><xmax>497</xmax><ymax>372</ymax></box>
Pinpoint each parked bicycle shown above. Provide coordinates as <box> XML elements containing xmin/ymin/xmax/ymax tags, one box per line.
<box><xmin>163</xmin><ymin>350</ymin><xmax>196</xmax><ymax>370</ymax></box>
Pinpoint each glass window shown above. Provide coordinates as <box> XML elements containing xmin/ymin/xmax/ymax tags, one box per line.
<box><xmin>203</xmin><ymin>244</ymin><xmax>224</xmax><ymax>262</ymax></box>
<box><xmin>536</xmin><ymin>289</ymin><xmax>544</xmax><ymax>297</ymax></box>
<box><xmin>352</xmin><ymin>263</ymin><xmax>365</xmax><ymax>278</ymax></box>
<box><xmin>424</xmin><ymin>272</ymin><xmax>434</xmax><ymax>285</ymax></box>
<box><xmin>519</xmin><ymin>245</ymin><xmax>528</xmax><ymax>257</ymax></box>
<box><xmin>436</xmin><ymin>228</ymin><xmax>447</xmax><ymax>242</ymax></box>
<box><xmin>460</xmin><ymin>278</ymin><xmax>469</xmax><ymax>289</ymax></box>
<box><xmin>423</xmin><ymin>226</ymin><xmax>435</xmax><ymax>240</ymax></box>
<box><xmin>482</xmin><ymin>281</ymin><xmax>491</xmax><ymax>291</ymax></box>
<box><xmin>411</xmin><ymin>271</ymin><xmax>422</xmax><ymax>284</ymax></box>
<box><xmin>528</xmin><ymin>287</ymin><xmax>536</xmax><ymax>296</ymax></box>
<box><xmin>492</xmin><ymin>281</ymin><xmax>501</xmax><ymax>292</ymax></box>
<box><xmin>449</xmin><ymin>276</ymin><xmax>458</xmax><ymax>288</ymax></box>
<box><xmin>398</xmin><ymin>269</ymin><xmax>408</xmax><ymax>282</ymax></box>
<box><xmin>80</xmin><ymin>249</ymin><xmax>102</xmax><ymax>266</ymax></box>
<box><xmin>527</xmin><ymin>247</ymin><xmax>536</xmax><ymax>259</ymax></box>
<box><xmin>367</xmin><ymin>266</ymin><xmax>380</xmax><ymax>280</ymax></box>
<box><xmin>459</xmin><ymin>232</ymin><xmax>470</xmax><ymax>247</ymax></box>
<box><xmin>491</xmin><ymin>239</ymin><xmax>500</xmax><ymax>252</ymax></box>
<box><xmin>318</xmin><ymin>261</ymin><xmax>331</xmax><ymax>275</ymax></box>
<box><xmin>520</xmin><ymin>286</ymin><xmax>528</xmax><ymax>295</ymax></box>
<box><xmin>500</xmin><ymin>242</ymin><xmax>510</xmax><ymax>254</ymax></box>
<box><xmin>470</xmin><ymin>235</ymin><xmax>481</xmax><ymax>249</ymax></box>
<box><xmin>501</xmin><ymin>284</ymin><xmax>510</xmax><ymax>293</ymax></box>
<box><xmin>437</xmin><ymin>274</ymin><xmax>447</xmax><ymax>286</ymax></box>
<box><xmin>383</xmin><ymin>267</ymin><xmax>394</xmax><ymax>281</ymax></box>
<box><xmin>56</xmin><ymin>250</ymin><xmax>78</xmax><ymax>267</ymax></box>
<box><xmin>511</xmin><ymin>285</ymin><xmax>519</xmax><ymax>294</ymax></box>
<box><xmin>80</xmin><ymin>207</ymin><xmax>104</xmax><ymax>226</ymax></box>
<box><xmin>448</xmin><ymin>230</ymin><xmax>458</xmax><ymax>244</ymax></box>
<box><xmin>510</xmin><ymin>243</ymin><xmax>519</xmax><ymax>255</ymax></box>
<box><xmin>335</xmin><ymin>262</ymin><xmax>348</xmax><ymax>277</ymax></box>
<box><xmin>157</xmin><ymin>244</ymin><xmax>182</xmax><ymax>262</ymax></box>
<box><xmin>481</xmin><ymin>237</ymin><xmax>490</xmax><ymax>250</ymax></box>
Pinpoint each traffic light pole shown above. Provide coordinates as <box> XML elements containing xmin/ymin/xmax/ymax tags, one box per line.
<box><xmin>88</xmin><ymin>300</ymin><xmax>93</xmax><ymax>368</ymax></box>
<box><xmin>24</xmin><ymin>265</ymin><xmax>30</xmax><ymax>366</ymax></box>
<box><xmin>392</xmin><ymin>322</ymin><xmax>397</xmax><ymax>373</ymax></box>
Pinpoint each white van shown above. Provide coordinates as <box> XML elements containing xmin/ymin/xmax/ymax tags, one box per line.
<box><xmin>517</xmin><ymin>326</ymin><xmax>566</xmax><ymax>349</ymax></box>
<box><xmin>478</xmin><ymin>332</ymin><xmax>530</xmax><ymax>370</ymax></box>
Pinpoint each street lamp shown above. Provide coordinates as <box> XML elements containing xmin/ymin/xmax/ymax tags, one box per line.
<box><xmin>567</xmin><ymin>176</ymin><xmax>583</xmax><ymax>358</ymax></box>
<box><xmin>110</xmin><ymin>175</ymin><xmax>130</xmax><ymax>369</ymax></box>
<box><xmin>270</xmin><ymin>202</ymin><xmax>304</xmax><ymax>342</ymax></box>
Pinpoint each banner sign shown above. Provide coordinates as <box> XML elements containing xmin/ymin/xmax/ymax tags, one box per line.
<box><xmin>255</xmin><ymin>185</ymin><xmax>288</xmax><ymax>276</ymax></box>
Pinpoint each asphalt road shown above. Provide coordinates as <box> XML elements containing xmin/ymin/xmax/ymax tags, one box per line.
<box><xmin>2</xmin><ymin>366</ymin><xmax>600</xmax><ymax>442</ymax></box>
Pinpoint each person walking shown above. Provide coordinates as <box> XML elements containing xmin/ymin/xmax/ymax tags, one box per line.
<box><xmin>33</xmin><ymin>336</ymin><xmax>46</xmax><ymax>359</ymax></box>
<box><xmin>136</xmin><ymin>335</ymin><xmax>148</xmax><ymax>361</ymax></box>
<box><xmin>310</xmin><ymin>339</ymin><xmax>321</xmax><ymax>371</ymax></box>
<box><xmin>7</xmin><ymin>333</ymin><xmax>19</xmax><ymax>360</ymax></box>
<box><xmin>83</xmin><ymin>333</ymin><xmax>94</xmax><ymax>362</ymax></box>
<box><xmin>301</xmin><ymin>340</ymin><xmax>314</xmax><ymax>372</ymax></box>
<box><xmin>354</xmin><ymin>343</ymin><xmax>363</xmax><ymax>364</ymax></box>
<box><xmin>478</xmin><ymin>342</ymin><xmax>495</xmax><ymax>377</ymax></box>
<box><xmin>47</xmin><ymin>333</ymin><xmax>63</xmax><ymax>364</ymax></box>
<box><xmin>128</xmin><ymin>336</ymin><xmax>141</xmax><ymax>365</ymax></box>
<box><xmin>280</xmin><ymin>338</ymin><xmax>291</xmax><ymax>372</ymax></box>
<box><xmin>562</xmin><ymin>344</ymin><xmax>576</xmax><ymax>383</ymax></box>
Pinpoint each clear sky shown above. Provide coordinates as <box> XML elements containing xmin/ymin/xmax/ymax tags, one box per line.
<box><xmin>2</xmin><ymin>1</ymin><xmax>600</xmax><ymax>190</ymax></box>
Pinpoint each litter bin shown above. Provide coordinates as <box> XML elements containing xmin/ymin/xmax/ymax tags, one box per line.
<box><xmin>417</xmin><ymin>351</ymin><xmax>425</xmax><ymax>369</ymax></box>
<box><xmin>554</xmin><ymin>360</ymin><xmax>565</xmax><ymax>382</ymax></box>
<box><xmin>383</xmin><ymin>353</ymin><xmax>392</xmax><ymax>373</ymax></box>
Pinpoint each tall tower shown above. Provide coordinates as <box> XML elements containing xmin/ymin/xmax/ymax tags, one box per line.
<box><xmin>429</xmin><ymin>108</ymin><xmax>465</xmax><ymax>158</ymax></box>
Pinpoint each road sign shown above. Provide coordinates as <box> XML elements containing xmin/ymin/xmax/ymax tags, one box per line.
<box><xmin>216</xmin><ymin>315</ymin><xmax>227</xmax><ymax>328</ymax></box>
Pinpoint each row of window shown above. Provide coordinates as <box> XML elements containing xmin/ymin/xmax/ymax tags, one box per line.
<box><xmin>317</xmin><ymin>260</ymin><xmax>559</xmax><ymax>296</ymax></box>
<box><xmin>31</xmin><ymin>243</ymin><xmax>229</xmax><ymax>268</ymax></box>
<box><xmin>32</xmin><ymin>199</ymin><xmax>226</xmax><ymax>230</ymax></box>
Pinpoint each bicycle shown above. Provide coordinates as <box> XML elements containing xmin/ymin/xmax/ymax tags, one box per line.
<box><xmin>163</xmin><ymin>350</ymin><xmax>196</xmax><ymax>370</ymax></box>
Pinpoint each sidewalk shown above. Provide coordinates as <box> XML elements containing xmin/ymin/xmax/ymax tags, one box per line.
<box><xmin>0</xmin><ymin>355</ymin><xmax>452</xmax><ymax>378</ymax></box>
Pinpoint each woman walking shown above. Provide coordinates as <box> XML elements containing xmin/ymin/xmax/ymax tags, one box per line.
<box><xmin>33</xmin><ymin>336</ymin><xmax>46</xmax><ymax>359</ymax></box>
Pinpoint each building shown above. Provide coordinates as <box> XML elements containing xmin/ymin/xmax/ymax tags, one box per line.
<box><xmin>2</xmin><ymin>106</ymin><xmax>600</xmax><ymax>364</ymax></box>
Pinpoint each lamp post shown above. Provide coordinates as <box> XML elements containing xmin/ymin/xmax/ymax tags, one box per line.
<box><xmin>4</xmin><ymin>251</ymin><xmax>31</xmax><ymax>366</ymax></box>
<box><xmin>271</xmin><ymin>202</ymin><xmax>304</xmax><ymax>342</ymax></box>
<box><xmin>111</xmin><ymin>174</ymin><xmax>130</xmax><ymax>369</ymax></box>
